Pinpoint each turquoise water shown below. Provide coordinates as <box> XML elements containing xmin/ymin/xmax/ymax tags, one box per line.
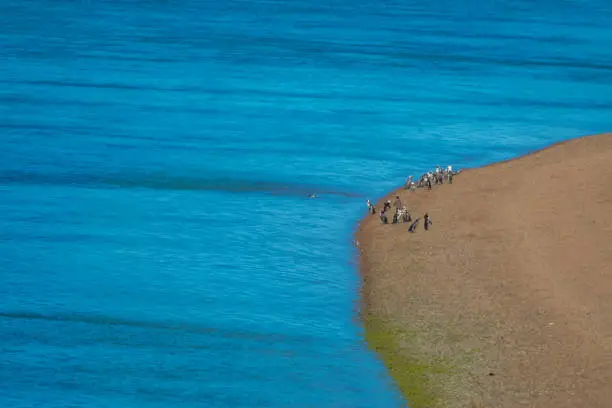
<box><xmin>1</xmin><ymin>0</ymin><xmax>611</xmax><ymax>406</ymax></box>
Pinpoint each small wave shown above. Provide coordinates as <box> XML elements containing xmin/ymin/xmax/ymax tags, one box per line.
<box><xmin>0</xmin><ymin>170</ymin><xmax>361</xmax><ymax>198</ymax></box>
<box><xmin>0</xmin><ymin>310</ymin><xmax>315</xmax><ymax>344</ymax></box>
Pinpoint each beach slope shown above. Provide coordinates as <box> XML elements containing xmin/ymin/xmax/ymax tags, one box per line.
<box><xmin>357</xmin><ymin>133</ymin><xmax>612</xmax><ymax>407</ymax></box>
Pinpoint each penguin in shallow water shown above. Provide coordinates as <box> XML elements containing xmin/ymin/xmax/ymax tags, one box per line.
<box><xmin>308</xmin><ymin>193</ymin><xmax>318</xmax><ymax>198</ymax></box>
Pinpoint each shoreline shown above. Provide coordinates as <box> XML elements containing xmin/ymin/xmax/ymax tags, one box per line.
<box><xmin>356</xmin><ymin>133</ymin><xmax>612</xmax><ymax>407</ymax></box>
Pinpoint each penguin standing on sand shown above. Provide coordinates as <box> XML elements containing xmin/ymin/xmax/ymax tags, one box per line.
<box><xmin>380</xmin><ymin>210</ymin><xmax>388</xmax><ymax>224</ymax></box>
<box><xmin>424</xmin><ymin>213</ymin><xmax>432</xmax><ymax>231</ymax></box>
<box><xmin>408</xmin><ymin>218</ymin><xmax>420</xmax><ymax>233</ymax></box>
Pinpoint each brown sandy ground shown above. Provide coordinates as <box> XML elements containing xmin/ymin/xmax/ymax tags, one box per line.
<box><xmin>356</xmin><ymin>133</ymin><xmax>612</xmax><ymax>407</ymax></box>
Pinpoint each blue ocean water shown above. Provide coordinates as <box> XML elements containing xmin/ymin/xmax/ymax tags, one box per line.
<box><xmin>1</xmin><ymin>0</ymin><xmax>611</xmax><ymax>406</ymax></box>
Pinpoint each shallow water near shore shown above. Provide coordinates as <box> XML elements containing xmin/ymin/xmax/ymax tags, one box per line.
<box><xmin>2</xmin><ymin>0</ymin><xmax>611</xmax><ymax>407</ymax></box>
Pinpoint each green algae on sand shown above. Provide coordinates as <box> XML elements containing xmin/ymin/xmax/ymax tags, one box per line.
<box><xmin>364</xmin><ymin>316</ymin><xmax>451</xmax><ymax>408</ymax></box>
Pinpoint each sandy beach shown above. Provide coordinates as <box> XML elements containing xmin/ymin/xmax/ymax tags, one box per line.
<box><xmin>357</xmin><ymin>133</ymin><xmax>612</xmax><ymax>407</ymax></box>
